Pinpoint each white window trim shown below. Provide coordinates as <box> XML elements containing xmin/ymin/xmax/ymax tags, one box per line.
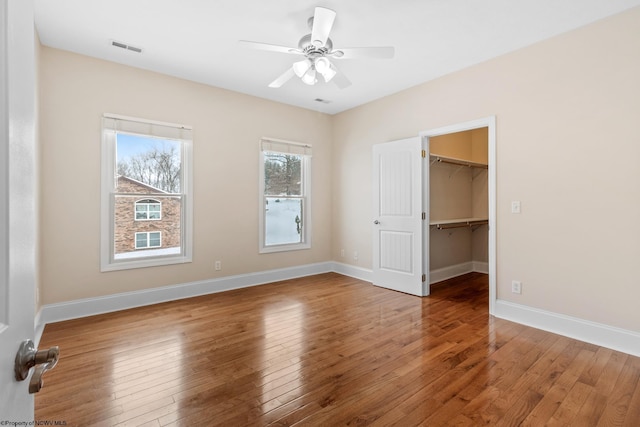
<box><xmin>101</xmin><ymin>113</ymin><xmax>193</xmax><ymax>271</ymax></box>
<box><xmin>135</xmin><ymin>231</ymin><xmax>162</xmax><ymax>249</ymax></box>
<box><xmin>135</xmin><ymin>199</ymin><xmax>162</xmax><ymax>221</ymax></box>
<box><xmin>258</xmin><ymin>137</ymin><xmax>312</xmax><ymax>253</ymax></box>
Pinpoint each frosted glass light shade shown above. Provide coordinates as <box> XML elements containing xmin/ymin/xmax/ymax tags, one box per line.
<box><xmin>314</xmin><ymin>57</ymin><xmax>330</xmax><ymax>74</ymax></box>
<box><xmin>320</xmin><ymin>63</ymin><xmax>337</xmax><ymax>82</ymax></box>
<box><xmin>293</xmin><ymin>59</ymin><xmax>312</xmax><ymax>78</ymax></box>
<box><xmin>301</xmin><ymin>68</ymin><xmax>317</xmax><ymax>85</ymax></box>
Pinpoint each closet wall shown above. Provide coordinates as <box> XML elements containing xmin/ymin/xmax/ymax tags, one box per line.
<box><xmin>429</xmin><ymin>128</ymin><xmax>488</xmax><ymax>281</ymax></box>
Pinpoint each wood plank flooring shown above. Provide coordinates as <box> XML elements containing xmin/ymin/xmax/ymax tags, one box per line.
<box><xmin>36</xmin><ymin>272</ymin><xmax>640</xmax><ymax>426</ymax></box>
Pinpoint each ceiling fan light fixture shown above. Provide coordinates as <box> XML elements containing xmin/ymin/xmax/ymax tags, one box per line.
<box><xmin>293</xmin><ymin>59</ymin><xmax>312</xmax><ymax>78</ymax></box>
<box><xmin>320</xmin><ymin>63</ymin><xmax>337</xmax><ymax>82</ymax></box>
<box><xmin>240</xmin><ymin>6</ymin><xmax>393</xmax><ymax>90</ymax></box>
<box><xmin>314</xmin><ymin>57</ymin><xmax>330</xmax><ymax>73</ymax></box>
<box><xmin>301</xmin><ymin>68</ymin><xmax>317</xmax><ymax>85</ymax></box>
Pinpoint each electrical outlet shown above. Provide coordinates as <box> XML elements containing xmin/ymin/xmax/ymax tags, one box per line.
<box><xmin>511</xmin><ymin>280</ymin><xmax>522</xmax><ymax>294</ymax></box>
<box><xmin>340</xmin><ymin>249</ymin><xmax>345</xmax><ymax>257</ymax></box>
<box><xmin>215</xmin><ymin>260</ymin><xmax>221</xmax><ymax>271</ymax></box>
<box><xmin>354</xmin><ymin>251</ymin><xmax>358</xmax><ymax>261</ymax></box>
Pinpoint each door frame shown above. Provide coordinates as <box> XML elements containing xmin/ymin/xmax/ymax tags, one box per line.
<box><xmin>420</xmin><ymin>116</ymin><xmax>496</xmax><ymax>315</ymax></box>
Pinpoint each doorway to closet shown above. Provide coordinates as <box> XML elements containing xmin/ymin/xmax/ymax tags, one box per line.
<box><xmin>422</xmin><ymin>117</ymin><xmax>496</xmax><ymax>313</ymax></box>
<box><xmin>372</xmin><ymin>117</ymin><xmax>496</xmax><ymax>314</ymax></box>
<box><xmin>428</xmin><ymin>128</ymin><xmax>489</xmax><ymax>288</ymax></box>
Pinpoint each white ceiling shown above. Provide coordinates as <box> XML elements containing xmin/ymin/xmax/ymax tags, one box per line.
<box><xmin>34</xmin><ymin>0</ymin><xmax>640</xmax><ymax>115</ymax></box>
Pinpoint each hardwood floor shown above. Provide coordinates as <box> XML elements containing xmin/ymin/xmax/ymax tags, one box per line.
<box><xmin>36</xmin><ymin>272</ymin><xmax>640</xmax><ymax>426</ymax></box>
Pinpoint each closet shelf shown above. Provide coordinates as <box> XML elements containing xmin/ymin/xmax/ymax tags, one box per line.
<box><xmin>430</xmin><ymin>154</ymin><xmax>488</xmax><ymax>169</ymax></box>
<box><xmin>430</xmin><ymin>217</ymin><xmax>488</xmax><ymax>230</ymax></box>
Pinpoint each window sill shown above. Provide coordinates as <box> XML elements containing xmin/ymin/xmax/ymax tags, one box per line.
<box><xmin>101</xmin><ymin>254</ymin><xmax>192</xmax><ymax>272</ymax></box>
<box><xmin>259</xmin><ymin>242</ymin><xmax>310</xmax><ymax>254</ymax></box>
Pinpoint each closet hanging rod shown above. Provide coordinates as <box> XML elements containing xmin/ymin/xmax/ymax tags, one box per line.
<box><xmin>429</xmin><ymin>154</ymin><xmax>488</xmax><ymax>169</ymax></box>
<box><xmin>434</xmin><ymin>223</ymin><xmax>469</xmax><ymax>230</ymax></box>
<box><xmin>430</xmin><ymin>218</ymin><xmax>489</xmax><ymax>230</ymax></box>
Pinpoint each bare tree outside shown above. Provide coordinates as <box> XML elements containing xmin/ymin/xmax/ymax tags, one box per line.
<box><xmin>264</xmin><ymin>153</ymin><xmax>301</xmax><ymax>196</ymax></box>
<box><xmin>114</xmin><ymin>135</ymin><xmax>183</xmax><ymax>259</ymax></box>
<box><xmin>117</xmin><ymin>142</ymin><xmax>181</xmax><ymax>193</ymax></box>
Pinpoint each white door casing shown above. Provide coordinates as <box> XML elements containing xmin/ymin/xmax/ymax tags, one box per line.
<box><xmin>0</xmin><ymin>0</ymin><xmax>38</xmax><ymax>420</ymax></box>
<box><xmin>420</xmin><ymin>116</ymin><xmax>497</xmax><ymax>314</ymax></box>
<box><xmin>372</xmin><ymin>137</ymin><xmax>425</xmax><ymax>296</ymax></box>
<box><xmin>372</xmin><ymin>117</ymin><xmax>496</xmax><ymax>306</ymax></box>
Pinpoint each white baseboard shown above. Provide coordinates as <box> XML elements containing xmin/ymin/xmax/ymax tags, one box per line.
<box><xmin>39</xmin><ymin>262</ymin><xmax>333</xmax><ymax>325</ymax></box>
<box><xmin>494</xmin><ymin>299</ymin><xmax>640</xmax><ymax>358</ymax></box>
<box><xmin>430</xmin><ymin>262</ymin><xmax>473</xmax><ymax>284</ymax></box>
<box><xmin>472</xmin><ymin>261</ymin><xmax>489</xmax><ymax>274</ymax></box>
<box><xmin>331</xmin><ymin>262</ymin><xmax>372</xmax><ymax>282</ymax></box>
<box><xmin>429</xmin><ymin>261</ymin><xmax>488</xmax><ymax>284</ymax></box>
<box><xmin>37</xmin><ymin>261</ymin><xmax>640</xmax><ymax>358</ymax></box>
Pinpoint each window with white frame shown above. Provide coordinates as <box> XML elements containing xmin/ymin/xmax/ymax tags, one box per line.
<box><xmin>101</xmin><ymin>114</ymin><xmax>193</xmax><ymax>271</ymax></box>
<box><xmin>135</xmin><ymin>231</ymin><xmax>162</xmax><ymax>249</ymax></box>
<box><xmin>259</xmin><ymin>138</ymin><xmax>311</xmax><ymax>253</ymax></box>
<box><xmin>135</xmin><ymin>199</ymin><xmax>161</xmax><ymax>220</ymax></box>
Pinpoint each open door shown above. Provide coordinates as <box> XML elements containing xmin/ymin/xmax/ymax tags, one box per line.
<box><xmin>0</xmin><ymin>0</ymin><xmax>39</xmax><ymax>419</ymax></box>
<box><xmin>420</xmin><ymin>116</ymin><xmax>496</xmax><ymax>314</ymax></box>
<box><xmin>372</xmin><ymin>137</ymin><xmax>425</xmax><ymax>296</ymax></box>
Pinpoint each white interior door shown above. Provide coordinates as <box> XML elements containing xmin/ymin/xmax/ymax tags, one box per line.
<box><xmin>372</xmin><ymin>137</ymin><xmax>424</xmax><ymax>296</ymax></box>
<box><xmin>0</xmin><ymin>0</ymin><xmax>38</xmax><ymax>419</ymax></box>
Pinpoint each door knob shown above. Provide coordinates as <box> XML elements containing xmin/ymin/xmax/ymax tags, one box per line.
<box><xmin>374</xmin><ymin>220</ymin><xmax>380</xmax><ymax>224</ymax></box>
<box><xmin>14</xmin><ymin>339</ymin><xmax>59</xmax><ymax>393</ymax></box>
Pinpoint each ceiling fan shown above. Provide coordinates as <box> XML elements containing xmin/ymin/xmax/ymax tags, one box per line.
<box><xmin>239</xmin><ymin>7</ymin><xmax>394</xmax><ymax>89</ymax></box>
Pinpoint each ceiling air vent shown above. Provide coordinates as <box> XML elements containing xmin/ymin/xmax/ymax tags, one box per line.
<box><xmin>111</xmin><ymin>40</ymin><xmax>143</xmax><ymax>54</ymax></box>
<box><xmin>314</xmin><ymin>98</ymin><xmax>331</xmax><ymax>104</ymax></box>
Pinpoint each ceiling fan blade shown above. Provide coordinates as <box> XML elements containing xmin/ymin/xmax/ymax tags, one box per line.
<box><xmin>332</xmin><ymin>46</ymin><xmax>395</xmax><ymax>59</ymax></box>
<box><xmin>311</xmin><ymin>7</ymin><xmax>336</xmax><ymax>47</ymax></box>
<box><xmin>239</xmin><ymin>40</ymin><xmax>302</xmax><ymax>55</ymax></box>
<box><xmin>268</xmin><ymin>67</ymin><xmax>296</xmax><ymax>88</ymax></box>
<box><xmin>330</xmin><ymin>64</ymin><xmax>351</xmax><ymax>89</ymax></box>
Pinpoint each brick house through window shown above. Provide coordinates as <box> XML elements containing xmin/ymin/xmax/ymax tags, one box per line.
<box><xmin>114</xmin><ymin>176</ymin><xmax>182</xmax><ymax>256</ymax></box>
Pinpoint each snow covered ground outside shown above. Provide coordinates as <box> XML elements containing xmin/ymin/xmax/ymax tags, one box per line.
<box><xmin>114</xmin><ymin>246</ymin><xmax>181</xmax><ymax>260</ymax></box>
<box><xmin>265</xmin><ymin>198</ymin><xmax>302</xmax><ymax>245</ymax></box>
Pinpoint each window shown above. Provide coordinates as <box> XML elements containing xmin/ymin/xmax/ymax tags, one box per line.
<box><xmin>101</xmin><ymin>114</ymin><xmax>193</xmax><ymax>271</ymax></box>
<box><xmin>135</xmin><ymin>231</ymin><xmax>162</xmax><ymax>249</ymax></box>
<box><xmin>259</xmin><ymin>138</ymin><xmax>311</xmax><ymax>253</ymax></box>
<box><xmin>135</xmin><ymin>199</ymin><xmax>161</xmax><ymax>220</ymax></box>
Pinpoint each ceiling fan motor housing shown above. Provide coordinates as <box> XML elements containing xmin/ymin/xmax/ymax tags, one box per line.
<box><xmin>298</xmin><ymin>34</ymin><xmax>333</xmax><ymax>56</ymax></box>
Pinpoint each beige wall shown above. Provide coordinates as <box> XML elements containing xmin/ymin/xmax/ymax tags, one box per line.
<box><xmin>38</xmin><ymin>7</ymin><xmax>640</xmax><ymax>334</ymax></box>
<box><xmin>38</xmin><ymin>47</ymin><xmax>333</xmax><ymax>304</ymax></box>
<box><xmin>429</xmin><ymin>128</ymin><xmax>488</xmax><ymax>164</ymax></box>
<box><xmin>332</xmin><ymin>7</ymin><xmax>640</xmax><ymax>331</ymax></box>
<box><xmin>471</xmin><ymin>128</ymin><xmax>488</xmax><ymax>165</ymax></box>
<box><xmin>430</xmin><ymin>130</ymin><xmax>473</xmax><ymax>160</ymax></box>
